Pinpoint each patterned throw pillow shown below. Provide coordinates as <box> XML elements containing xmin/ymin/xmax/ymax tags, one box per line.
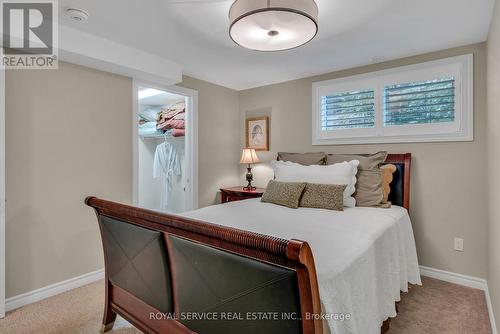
<box><xmin>299</xmin><ymin>183</ymin><xmax>347</xmax><ymax>211</ymax></box>
<box><xmin>261</xmin><ymin>180</ymin><xmax>306</xmax><ymax>209</ymax></box>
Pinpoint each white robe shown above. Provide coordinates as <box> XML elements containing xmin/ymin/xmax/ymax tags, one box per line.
<box><xmin>153</xmin><ymin>142</ymin><xmax>181</xmax><ymax>210</ymax></box>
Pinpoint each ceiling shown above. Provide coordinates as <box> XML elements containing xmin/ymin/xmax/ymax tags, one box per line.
<box><xmin>138</xmin><ymin>88</ymin><xmax>185</xmax><ymax>106</ymax></box>
<box><xmin>59</xmin><ymin>0</ymin><xmax>495</xmax><ymax>90</ymax></box>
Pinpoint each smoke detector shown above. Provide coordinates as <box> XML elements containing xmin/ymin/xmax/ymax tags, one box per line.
<box><xmin>65</xmin><ymin>8</ymin><xmax>89</xmax><ymax>22</ymax></box>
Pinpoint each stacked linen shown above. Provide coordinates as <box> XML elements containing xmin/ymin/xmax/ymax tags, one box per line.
<box><xmin>157</xmin><ymin>101</ymin><xmax>185</xmax><ymax>137</ymax></box>
<box><xmin>139</xmin><ymin>107</ymin><xmax>162</xmax><ymax>123</ymax></box>
<box><xmin>138</xmin><ymin>107</ymin><xmax>165</xmax><ymax>137</ymax></box>
<box><xmin>139</xmin><ymin>121</ymin><xmax>165</xmax><ymax>137</ymax></box>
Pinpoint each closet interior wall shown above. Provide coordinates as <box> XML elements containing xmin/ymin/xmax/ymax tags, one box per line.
<box><xmin>137</xmin><ymin>87</ymin><xmax>186</xmax><ymax>213</ymax></box>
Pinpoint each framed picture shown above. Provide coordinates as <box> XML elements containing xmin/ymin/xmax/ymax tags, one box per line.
<box><xmin>246</xmin><ymin>116</ymin><xmax>269</xmax><ymax>151</ymax></box>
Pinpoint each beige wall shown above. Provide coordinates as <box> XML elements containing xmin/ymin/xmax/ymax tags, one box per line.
<box><xmin>487</xmin><ymin>0</ymin><xmax>500</xmax><ymax>328</ymax></box>
<box><xmin>5</xmin><ymin>62</ymin><xmax>133</xmax><ymax>298</ymax></box>
<box><xmin>4</xmin><ymin>67</ymin><xmax>241</xmax><ymax>298</ymax></box>
<box><xmin>180</xmin><ymin>76</ymin><xmax>240</xmax><ymax>208</ymax></box>
<box><xmin>239</xmin><ymin>43</ymin><xmax>489</xmax><ymax>279</ymax></box>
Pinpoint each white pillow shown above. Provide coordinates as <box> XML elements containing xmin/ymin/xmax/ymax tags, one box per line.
<box><xmin>271</xmin><ymin>160</ymin><xmax>359</xmax><ymax>207</ymax></box>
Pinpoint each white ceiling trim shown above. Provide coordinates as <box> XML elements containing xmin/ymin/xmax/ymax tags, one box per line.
<box><xmin>58</xmin><ymin>25</ymin><xmax>182</xmax><ymax>85</ymax></box>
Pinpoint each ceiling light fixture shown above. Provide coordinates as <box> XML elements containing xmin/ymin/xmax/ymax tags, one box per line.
<box><xmin>229</xmin><ymin>0</ymin><xmax>318</xmax><ymax>52</ymax></box>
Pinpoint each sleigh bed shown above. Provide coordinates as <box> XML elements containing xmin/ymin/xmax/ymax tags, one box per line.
<box><xmin>86</xmin><ymin>153</ymin><xmax>419</xmax><ymax>334</ymax></box>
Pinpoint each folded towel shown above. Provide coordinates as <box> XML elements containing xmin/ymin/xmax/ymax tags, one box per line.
<box><xmin>172</xmin><ymin>128</ymin><xmax>185</xmax><ymax>137</ymax></box>
<box><xmin>139</xmin><ymin>107</ymin><xmax>162</xmax><ymax>122</ymax></box>
<box><xmin>156</xmin><ymin>101</ymin><xmax>186</xmax><ymax>131</ymax></box>
<box><xmin>157</xmin><ymin>102</ymin><xmax>185</xmax><ymax>121</ymax></box>
<box><xmin>139</xmin><ymin>122</ymin><xmax>164</xmax><ymax>137</ymax></box>
<box><xmin>157</xmin><ymin>118</ymin><xmax>185</xmax><ymax>131</ymax></box>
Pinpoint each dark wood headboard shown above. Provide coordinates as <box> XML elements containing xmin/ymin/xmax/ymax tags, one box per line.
<box><xmin>384</xmin><ymin>153</ymin><xmax>411</xmax><ymax>211</ymax></box>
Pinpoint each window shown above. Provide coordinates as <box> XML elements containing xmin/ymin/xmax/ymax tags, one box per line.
<box><xmin>312</xmin><ymin>55</ymin><xmax>473</xmax><ymax>145</ymax></box>
<box><xmin>321</xmin><ymin>89</ymin><xmax>375</xmax><ymax>131</ymax></box>
<box><xmin>384</xmin><ymin>78</ymin><xmax>455</xmax><ymax>126</ymax></box>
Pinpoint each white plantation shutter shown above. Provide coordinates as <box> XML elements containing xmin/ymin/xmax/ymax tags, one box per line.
<box><xmin>312</xmin><ymin>55</ymin><xmax>472</xmax><ymax>145</ymax></box>
<box><xmin>384</xmin><ymin>77</ymin><xmax>455</xmax><ymax>126</ymax></box>
<box><xmin>321</xmin><ymin>90</ymin><xmax>375</xmax><ymax>130</ymax></box>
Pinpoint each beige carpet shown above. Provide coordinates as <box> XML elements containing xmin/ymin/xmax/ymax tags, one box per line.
<box><xmin>388</xmin><ymin>277</ymin><xmax>492</xmax><ymax>334</ymax></box>
<box><xmin>0</xmin><ymin>277</ymin><xmax>491</xmax><ymax>334</ymax></box>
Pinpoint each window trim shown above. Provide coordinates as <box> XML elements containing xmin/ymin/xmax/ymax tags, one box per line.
<box><xmin>312</xmin><ymin>54</ymin><xmax>473</xmax><ymax>145</ymax></box>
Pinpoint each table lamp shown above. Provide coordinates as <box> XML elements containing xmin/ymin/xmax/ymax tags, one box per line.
<box><xmin>240</xmin><ymin>148</ymin><xmax>260</xmax><ymax>190</ymax></box>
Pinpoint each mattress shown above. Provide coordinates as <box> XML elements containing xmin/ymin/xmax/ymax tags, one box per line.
<box><xmin>182</xmin><ymin>198</ymin><xmax>421</xmax><ymax>334</ymax></box>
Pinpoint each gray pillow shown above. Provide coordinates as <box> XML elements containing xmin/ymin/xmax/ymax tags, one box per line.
<box><xmin>326</xmin><ymin>151</ymin><xmax>388</xmax><ymax>207</ymax></box>
<box><xmin>261</xmin><ymin>180</ymin><xmax>306</xmax><ymax>209</ymax></box>
<box><xmin>299</xmin><ymin>183</ymin><xmax>347</xmax><ymax>211</ymax></box>
<box><xmin>277</xmin><ymin>152</ymin><xmax>326</xmax><ymax>165</ymax></box>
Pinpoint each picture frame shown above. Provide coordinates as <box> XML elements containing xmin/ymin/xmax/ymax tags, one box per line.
<box><xmin>246</xmin><ymin>116</ymin><xmax>269</xmax><ymax>151</ymax></box>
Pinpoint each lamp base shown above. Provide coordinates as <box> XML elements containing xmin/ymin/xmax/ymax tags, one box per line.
<box><xmin>244</xmin><ymin>166</ymin><xmax>256</xmax><ymax>191</ymax></box>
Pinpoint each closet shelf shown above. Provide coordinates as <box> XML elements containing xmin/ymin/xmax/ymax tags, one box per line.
<box><xmin>139</xmin><ymin>133</ymin><xmax>184</xmax><ymax>140</ymax></box>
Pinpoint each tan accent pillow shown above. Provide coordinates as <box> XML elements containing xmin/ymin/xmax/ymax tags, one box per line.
<box><xmin>299</xmin><ymin>183</ymin><xmax>347</xmax><ymax>211</ymax></box>
<box><xmin>277</xmin><ymin>152</ymin><xmax>327</xmax><ymax>165</ymax></box>
<box><xmin>326</xmin><ymin>151</ymin><xmax>388</xmax><ymax>207</ymax></box>
<box><xmin>380</xmin><ymin>164</ymin><xmax>397</xmax><ymax>207</ymax></box>
<box><xmin>261</xmin><ymin>180</ymin><xmax>306</xmax><ymax>209</ymax></box>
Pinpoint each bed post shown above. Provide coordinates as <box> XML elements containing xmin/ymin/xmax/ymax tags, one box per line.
<box><xmin>101</xmin><ymin>280</ymin><xmax>117</xmax><ymax>333</ymax></box>
<box><xmin>385</xmin><ymin>153</ymin><xmax>412</xmax><ymax>211</ymax></box>
<box><xmin>287</xmin><ymin>240</ymin><xmax>323</xmax><ymax>333</ymax></box>
<box><xmin>86</xmin><ymin>197</ymin><xmax>117</xmax><ymax>333</ymax></box>
<box><xmin>402</xmin><ymin>153</ymin><xmax>411</xmax><ymax>211</ymax></box>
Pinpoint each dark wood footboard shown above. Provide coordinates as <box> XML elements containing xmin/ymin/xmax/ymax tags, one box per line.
<box><xmin>86</xmin><ymin>197</ymin><xmax>323</xmax><ymax>334</ymax></box>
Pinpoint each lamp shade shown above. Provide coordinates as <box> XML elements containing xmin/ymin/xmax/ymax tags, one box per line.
<box><xmin>240</xmin><ymin>148</ymin><xmax>260</xmax><ymax>164</ymax></box>
<box><xmin>229</xmin><ymin>0</ymin><xmax>319</xmax><ymax>52</ymax></box>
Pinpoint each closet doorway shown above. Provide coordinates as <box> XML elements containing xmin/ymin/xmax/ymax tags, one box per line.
<box><xmin>133</xmin><ymin>81</ymin><xmax>198</xmax><ymax>213</ymax></box>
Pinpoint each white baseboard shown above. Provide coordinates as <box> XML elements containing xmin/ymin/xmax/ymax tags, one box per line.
<box><xmin>420</xmin><ymin>265</ymin><xmax>498</xmax><ymax>334</ymax></box>
<box><xmin>420</xmin><ymin>265</ymin><xmax>488</xmax><ymax>290</ymax></box>
<box><xmin>5</xmin><ymin>269</ymin><xmax>104</xmax><ymax>312</ymax></box>
<box><xmin>485</xmin><ymin>284</ymin><xmax>498</xmax><ymax>334</ymax></box>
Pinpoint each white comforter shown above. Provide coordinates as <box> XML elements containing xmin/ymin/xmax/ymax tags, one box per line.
<box><xmin>182</xmin><ymin>199</ymin><xmax>421</xmax><ymax>334</ymax></box>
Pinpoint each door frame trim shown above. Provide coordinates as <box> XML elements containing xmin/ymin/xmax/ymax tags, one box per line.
<box><xmin>132</xmin><ymin>79</ymin><xmax>199</xmax><ymax>211</ymax></box>
<box><xmin>0</xmin><ymin>68</ymin><xmax>5</xmax><ymax>318</ymax></box>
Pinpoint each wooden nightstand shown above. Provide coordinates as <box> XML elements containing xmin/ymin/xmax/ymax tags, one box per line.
<box><xmin>220</xmin><ymin>187</ymin><xmax>266</xmax><ymax>203</ymax></box>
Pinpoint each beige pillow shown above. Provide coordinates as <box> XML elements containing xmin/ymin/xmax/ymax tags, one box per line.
<box><xmin>299</xmin><ymin>183</ymin><xmax>346</xmax><ymax>211</ymax></box>
<box><xmin>277</xmin><ymin>152</ymin><xmax>327</xmax><ymax>165</ymax></box>
<box><xmin>326</xmin><ymin>151</ymin><xmax>388</xmax><ymax>207</ymax></box>
<box><xmin>380</xmin><ymin>164</ymin><xmax>397</xmax><ymax>207</ymax></box>
<box><xmin>261</xmin><ymin>180</ymin><xmax>306</xmax><ymax>209</ymax></box>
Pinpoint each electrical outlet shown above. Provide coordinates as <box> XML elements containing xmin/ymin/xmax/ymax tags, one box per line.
<box><xmin>454</xmin><ymin>238</ymin><xmax>464</xmax><ymax>252</ymax></box>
